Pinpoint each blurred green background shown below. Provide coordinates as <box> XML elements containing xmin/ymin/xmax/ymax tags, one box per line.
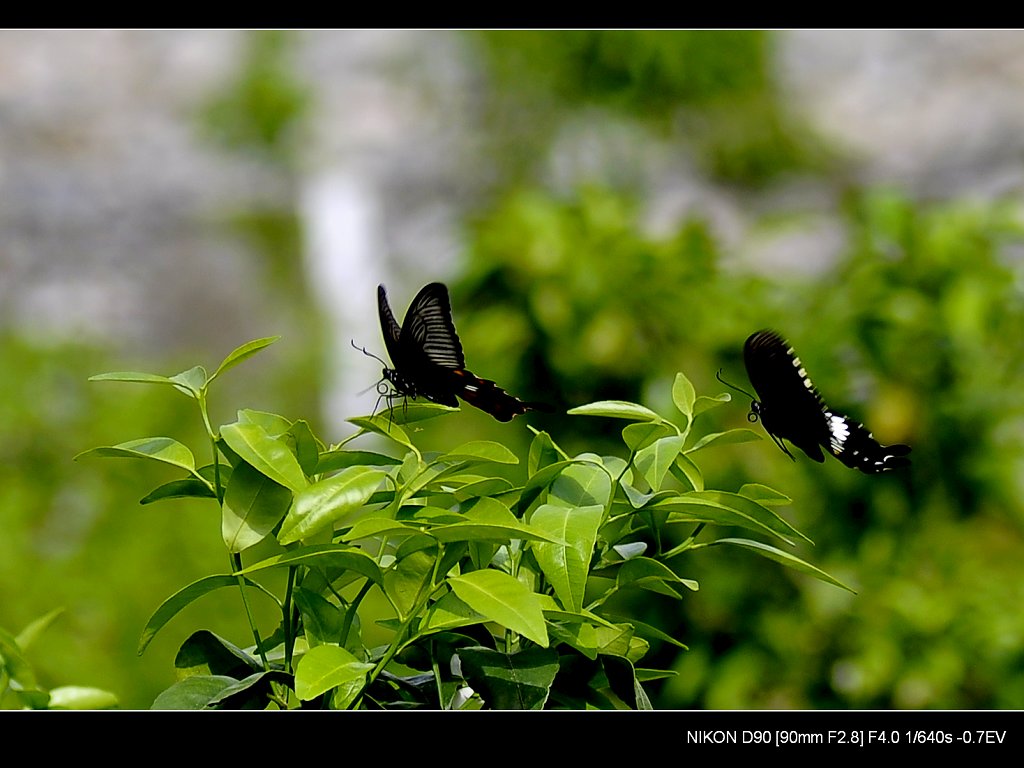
<box><xmin>3</xmin><ymin>30</ymin><xmax>1024</xmax><ymax>709</ymax></box>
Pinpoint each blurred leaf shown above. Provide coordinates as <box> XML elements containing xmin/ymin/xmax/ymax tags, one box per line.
<box><xmin>15</xmin><ymin>608</ymin><xmax>65</xmax><ymax>650</ymax></box>
<box><xmin>150</xmin><ymin>675</ymin><xmax>239</xmax><ymax>710</ymax></box>
<box><xmin>710</xmin><ymin>538</ymin><xmax>854</xmax><ymax>592</ymax></box>
<box><xmin>47</xmin><ymin>686</ymin><xmax>119</xmax><ymax>710</ymax></box>
<box><xmin>654</xmin><ymin>490</ymin><xmax>808</xmax><ymax>546</ymax></box>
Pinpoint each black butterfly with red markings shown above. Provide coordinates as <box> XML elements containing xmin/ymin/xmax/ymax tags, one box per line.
<box><xmin>741</xmin><ymin>329</ymin><xmax>910</xmax><ymax>474</ymax></box>
<box><xmin>371</xmin><ymin>282</ymin><xmax>548</xmax><ymax>422</ymax></box>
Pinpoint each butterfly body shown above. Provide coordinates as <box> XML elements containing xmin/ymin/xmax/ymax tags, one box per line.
<box><xmin>376</xmin><ymin>282</ymin><xmax>547</xmax><ymax>422</ymax></box>
<box><xmin>743</xmin><ymin>330</ymin><xmax>911</xmax><ymax>474</ymax></box>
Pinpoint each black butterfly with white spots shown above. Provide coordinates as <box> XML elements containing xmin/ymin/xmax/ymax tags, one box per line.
<box><xmin>374</xmin><ymin>282</ymin><xmax>549</xmax><ymax>422</ymax></box>
<box><xmin>743</xmin><ymin>329</ymin><xmax>911</xmax><ymax>474</ymax></box>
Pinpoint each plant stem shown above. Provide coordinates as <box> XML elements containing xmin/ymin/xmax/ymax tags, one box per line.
<box><xmin>231</xmin><ymin>553</ymin><xmax>271</xmax><ymax>671</ymax></box>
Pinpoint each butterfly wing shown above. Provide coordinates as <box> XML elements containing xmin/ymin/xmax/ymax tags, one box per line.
<box><xmin>376</xmin><ymin>283</ymin><xmax>462</xmax><ymax>407</ymax></box>
<box><xmin>377</xmin><ymin>284</ymin><xmax>404</xmax><ymax>367</ymax></box>
<box><xmin>744</xmin><ymin>329</ymin><xmax>911</xmax><ymax>473</ymax></box>
<box><xmin>377</xmin><ymin>282</ymin><xmax>551</xmax><ymax>420</ymax></box>
<box><xmin>450</xmin><ymin>369</ymin><xmax>553</xmax><ymax>422</ymax></box>
<box><xmin>825</xmin><ymin>411</ymin><xmax>912</xmax><ymax>474</ymax></box>
<box><xmin>399</xmin><ymin>282</ymin><xmax>466</xmax><ymax>371</ymax></box>
<box><xmin>744</xmin><ymin>330</ymin><xmax>829</xmax><ymax>462</ymax></box>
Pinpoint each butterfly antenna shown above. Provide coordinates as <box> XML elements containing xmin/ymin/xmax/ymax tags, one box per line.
<box><xmin>716</xmin><ymin>368</ymin><xmax>765</xmax><ymax>426</ymax></box>
<box><xmin>350</xmin><ymin>339</ymin><xmax>389</xmax><ymax>368</ymax></box>
<box><xmin>715</xmin><ymin>368</ymin><xmax>757</xmax><ymax>402</ymax></box>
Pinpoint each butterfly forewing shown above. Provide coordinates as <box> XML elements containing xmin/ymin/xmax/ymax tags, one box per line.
<box><xmin>744</xmin><ymin>330</ymin><xmax>830</xmax><ymax>462</ymax></box>
<box><xmin>377</xmin><ymin>285</ymin><xmax>405</xmax><ymax>367</ymax></box>
<box><xmin>400</xmin><ymin>282</ymin><xmax>465</xmax><ymax>370</ymax></box>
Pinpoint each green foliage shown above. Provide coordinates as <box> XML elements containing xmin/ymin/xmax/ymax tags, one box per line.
<box><xmin>446</xmin><ymin>162</ymin><xmax>1024</xmax><ymax>709</ymax></box>
<box><xmin>199</xmin><ymin>30</ymin><xmax>311</xmax><ymax>166</ymax></box>
<box><xmin>476</xmin><ymin>30</ymin><xmax>771</xmax><ymax>116</ymax></box>
<box><xmin>470</xmin><ymin>30</ymin><xmax>830</xmax><ymax>186</ymax></box>
<box><xmin>84</xmin><ymin>341</ymin><xmax>845</xmax><ymax>709</ymax></box>
<box><xmin>1</xmin><ymin>609</ymin><xmax>118</xmax><ymax>709</ymax></box>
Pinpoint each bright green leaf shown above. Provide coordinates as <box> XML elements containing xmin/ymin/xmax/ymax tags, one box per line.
<box><xmin>88</xmin><ymin>371</ymin><xmax>179</xmax><ymax>387</ymax></box>
<box><xmin>635</xmin><ymin>435</ymin><xmax>686</xmax><ymax>491</ymax></box>
<box><xmin>294</xmin><ymin>645</ymin><xmax>373</xmax><ymax>702</ymax></box>
<box><xmin>669</xmin><ymin>452</ymin><xmax>704</xmax><ymax>492</ymax></box>
<box><xmin>531</xmin><ymin>504</ymin><xmax>603</xmax><ymax>612</ymax></box>
<box><xmin>211</xmin><ymin>336</ymin><xmax>281</xmax><ymax>380</ymax></box>
<box><xmin>568</xmin><ymin>400</ymin><xmax>663</xmax><ymax>422</ymax></box>
<box><xmin>671</xmin><ymin>372</ymin><xmax>696</xmax><ymax>421</ymax></box>
<box><xmin>654</xmin><ymin>490</ymin><xmax>808</xmax><ymax>545</ymax></box>
<box><xmin>236</xmin><ymin>544</ymin><xmax>383</xmax><ymax>585</ymax></box>
<box><xmin>448</xmin><ymin>570</ymin><xmax>548</xmax><ymax>647</ymax></box>
<box><xmin>170</xmin><ymin>366</ymin><xmax>207</xmax><ymax>396</ymax></box>
<box><xmin>138</xmin><ymin>575</ymin><xmax>263</xmax><ymax>655</ymax></box>
<box><xmin>348</xmin><ymin>415</ymin><xmax>414</xmax><ymax>450</ymax></box>
<box><xmin>220</xmin><ymin>422</ymin><xmax>308</xmax><ymax>492</ymax></box>
<box><xmin>693</xmin><ymin>392</ymin><xmax>731</xmax><ymax>416</ymax></box>
<box><xmin>738</xmin><ymin>483</ymin><xmax>792</xmax><ymax>506</ymax></box>
<box><xmin>686</xmin><ymin>428</ymin><xmax>762</xmax><ymax>452</ymax></box>
<box><xmin>316</xmin><ymin>450</ymin><xmax>401</xmax><ymax>473</ymax></box>
<box><xmin>75</xmin><ymin>437</ymin><xmax>196</xmax><ymax>473</ymax></box>
<box><xmin>279</xmin><ymin>467</ymin><xmax>387</xmax><ymax>545</ymax></box>
<box><xmin>549</xmin><ymin>459</ymin><xmax>611</xmax><ymax>509</ymax></box>
<box><xmin>711</xmin><ymin>538</ymin><xmax>855</xmax><ymax>592</ymax></box>
<box><xmin>441</xmin><ymin>440</ymin><xmax>519</xmax><ymax>465</ymax></box>
<box><xmin>222</xmin><ymin>462</ymin><xmax>292</xmax><ymax>553</ymax></box>
<box><xmin>384</xmin><ymin>549</ymin><xmax>436</xmax><ymax>619</ymax></box>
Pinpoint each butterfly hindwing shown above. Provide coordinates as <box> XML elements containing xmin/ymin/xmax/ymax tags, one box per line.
<box><xmin>743</xmin><ymin>329</ymin><xmax>910</xmax><ymax>473</ymax></box>
<box><xmin>450</xmin><ymin>369</ymin><xmax>538</xmax><ymax>423</ymax></box>
<box><xmin>826</xmin><ymin>412</ymin><xmax>912</xmax><ymax>473</ymax></box>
